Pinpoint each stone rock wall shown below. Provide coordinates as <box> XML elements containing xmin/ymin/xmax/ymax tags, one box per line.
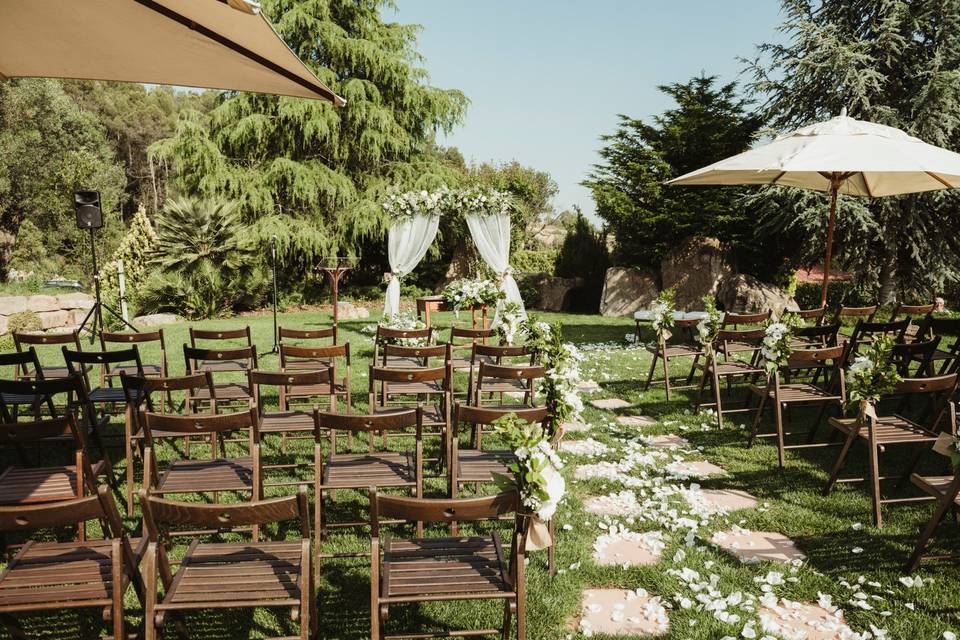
<box><xmin>519</xmin><ymin>272</ymin><xmax>585</xmax><ymax>311</ymax></box>
<box><xmin>0</xmin><ymin>293</ymin><xmax>95</xmax><ymax>335</ymax></box>
<box><xmin>717</xmin><ymin>274</ymin><xmax>799</xmax><ymax>316</ymax></box>
<box><xmin>599</xmin><ymin>267</ymin><xmax>660</xmax><ymax>316</ymax></box>
<box><xmin>661</xmin><ymin>237</ymin><xmax>733</xmax><ymax>309</ymax></box>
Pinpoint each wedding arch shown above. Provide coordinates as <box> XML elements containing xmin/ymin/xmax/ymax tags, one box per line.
<box><xmin>380</xmin><ymin>187</ymin><xmax>527</xmax><ymax>328</ymax></box>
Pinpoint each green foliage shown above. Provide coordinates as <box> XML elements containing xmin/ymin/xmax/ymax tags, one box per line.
<box><xmin>100</xmin><ymin>204</ymin><xmax>158</xmax><ymax>308</ymax></box>
<box><xmin>794</xmin><ymin>280</ymin><xmax>876</xmax><ymax>310</ymax></box>
<box><xmin>554</xmin><ymin>213</ymin><xmax>609</xmax><ymax>312</ymax></box>
<box><xmin>746</xmin><ymin>0</ymin><xmax>960</xmax><ymax>302</ymax></box>
<box><xmin>0</xmin><ymin>79</ymin><xmax>126</xmax><ymax>279</ymax></box>
<box><xmin>584</xmin><ymin>75</ymin><xmax>764</xmax><ymax>273</ymax></box>
<box><xmin>149</xmin><ymin>0</ymin><xmax>469</xmax><ymax>283</ymax></box>
<box><xmin>7</xmin><ymin>220</ymin><xmax>57</xmax><ymax>277</ymax></box>
<box><xmin>846</xmin><ymin>334</ymin><xmax>902</xmax><ymax>406</ymax></box>
<box><xmin>139</xmin><ymin>198</ymin><xmax>267</xmax><ymax>319</ymax></box>
<box><xmin>7</xmin><ymin>311</ymin><xmax>42</xmax><ymax>333</ymax></box>
<box><xmin>516</xmin><ymin>277</ymin><xmax>543</xmax><ymax>310</ymax></box>
<box><xmin>512</xmin><ymin>248</ymin><xmax>558</xmax><ymax>275</ymax></box>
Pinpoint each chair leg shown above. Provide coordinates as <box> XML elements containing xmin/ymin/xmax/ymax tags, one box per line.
<box><xmin>823</xmin><ymin>433</ymin><xmax>857</xmax><ymax>496</ymax></box>
<box><xmin>644</xmin><ymin>353</ymin><xmax>658</xmax><ymax>392</ymax></box>
<box><xmin>774</xmin><ymin>401</ymin><xmax>787</xmax><ymax>468</ymax></box>
<box><xmin>906</xmin><ymin>494</ymin><xmax>955</xmax><ymax>573</ymax></box>
<box><xmin>548</xmin><ymin>517</ymin><xmax>557</xmax><ymax>577</ymax></box>
<box><xmin>712</xmin><ymin>374</ymin><xmax>724</xmax><ymax>429</ymax></box>
<box><xmin>685</xmin><ymin>354</ymin><xmax>700</xmax><ymax>385</ymax></box>
<box><xmin>662</xmin><ymin>355</ymin><xmax>672</xmax><ymax>401</ymax></box>
<box><xmin>693</xmin><ymin>367</ymin><xmax>708</xmax><ymax>414</ymax></box>
<box><xmin>748</xmin><ymin>390</ymin><xmax>769</xmax><ymax>447</ymax></box>
<box><xmin>869</xmin><ymin>442</ymin><xmax>883</xmax><ymax>527</ymax></box>
<box><xmin>124</xmin><ymin>406</ymin><xmax>135</xmax><ymax>514</ymax></box>
<box><xmin>501</xmin><ymin>600</ymin><xmax>513</xmax><ymax>640</ymax></box>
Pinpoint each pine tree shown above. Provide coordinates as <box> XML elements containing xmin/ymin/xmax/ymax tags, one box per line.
<box><xmin>746</xmin><ymin>0</ymin><xmax>960</xmax><ymax>302</ymax></box>
<box><xmin>149</xmin><ymin>0</ymin><xmax>468</xmax><ymax>279</ymax></box>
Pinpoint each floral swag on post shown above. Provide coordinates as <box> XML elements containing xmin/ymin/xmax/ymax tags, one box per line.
<box><xmin>760</xmin><ymin>313</ymin><xmax>802</xmax><ymax>376</ymax></box>
<box><xmin>651</xmin><ymin>288</ymin><xmax>676</xmax><ymax>343</ymax></box>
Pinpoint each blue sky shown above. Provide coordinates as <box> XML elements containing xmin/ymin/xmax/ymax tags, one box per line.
<box><xmin>390</xmin><ymin>1</ymin><xmax>785</xmax><ymax>220</ymax></box>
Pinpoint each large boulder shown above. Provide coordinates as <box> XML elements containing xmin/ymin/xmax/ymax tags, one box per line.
<box><xmin>0</xmin><ymin>296</ymin><xmax>28</xmax><ymax>315</ymax></box>
<box><xmin>598</xmin><ymin>267</ymin><xmax>660</xmax><ymax>316</ymax></box>
<box><xmin>522</xmin><ymin>272</ymin><xmax>584</xmax><ymax>311</ymax></box>
<box><xmin>133</xmin><ymin>313</ymin><xmax>180</xmax><ymax>327</ymax></box>
<box><xmin>717</xmin><ymin>274</ymin><xmax>799</xmax><ymax>316</ymax></box>
<box><xmin>661</xmin><ymin>236</ymin><xmax>733</xmax><ymax>309</ymax></box>
<box><xmin>336</xmin><ymin>301</ymin><xmax>370</xmax><ymax>320</ymax></box>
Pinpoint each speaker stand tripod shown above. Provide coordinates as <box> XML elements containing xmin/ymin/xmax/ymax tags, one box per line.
<box><xmin>77</xmin><ymin>227</ymin><xmax>138</xmax><ymax>343</ymax></box>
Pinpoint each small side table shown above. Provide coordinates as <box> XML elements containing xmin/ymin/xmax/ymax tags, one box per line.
<box><xmin>416</xmin><ymin>296</ymin><xmax>489</xmax><ymax>329</ymax></box>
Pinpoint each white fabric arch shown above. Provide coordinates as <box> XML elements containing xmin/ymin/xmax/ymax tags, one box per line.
<box><xmin>465</xmin><ymin>212</ymin><xmax>527</xmax><ymax>327</ymax></box>
<box><xmin>383</xmin><ymin>214</ymin><xmax>439</xmax><ymax>318</ymax></box>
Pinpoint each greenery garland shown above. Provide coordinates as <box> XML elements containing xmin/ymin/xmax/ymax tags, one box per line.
<box><xmin>492</xmin><ymin>412</ymin><xmax>566</xmax><ymax>522</ymax></box>
<box><xmin>846</xmin><ymin>334</ymin><xmax>902</xmax><ymax>407</ymax></box>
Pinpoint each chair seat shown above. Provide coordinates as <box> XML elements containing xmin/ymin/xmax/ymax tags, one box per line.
<box><xmin>713</xmin><ymin>361</ymin><xmax>763</xmax><ymax>376</ymax></box>
<box><xmin>108</xmin><ymin>363</ymin><xmax>162</xmax><ymax>377</ymax></box>
<box><xmin>478</xmin><ymin>378</ymin><xmax>529</xmax><ymax>394</ymax></box>
<box><xmin>283</xmin><ymin>359</ymin><xmax>332</xmax><ymax>370</ymax></box>
<box><xmin>646</xmin><ymin>344</ymin><xmax>702</xmax><ymax>358</ymax></box>
<box><xmin>88</xmin><ymin>387</ymin><xmax>135</xmax><ymax>404</ymax></box>
<box><xmin>0</xmin><ymin>539</ymin><xmax>135</xmax><ymax>610</ymax></box>
<box><xmin>285</xmin><ymin>381</ymin><xmax>349</xmax><ymax>398</ymax></box>
<box><xmin>911</xmin><ymin>474</ymin><xmax>960</xmax><ymax>503</ymax></box>
<box><xmin>384</xmin><ymin>356</ymin><xmax>426</xmax><ymax>369</ymax></box>
<box><xmin>198</xmin><ymin>359</ymin><xmax>250</xmax><ymax>372</ymax></box>
<box><xmin>457</xmin><ymin>449</ymin><xmax>515</xmax><ymax>483</ymax></box>
<box><xmin>383</xmin><ymin>535</ymin><xmax>511</xmax><ymax>598</ymax></box>
<box><xmin>374</xmin><ymin>403</ymin><xmax>446</xmax><ymax>425</ymax></box>
<box><xmin>159</xmin><ymin>541</ymin><xmax>303</xmax><ymax>609</ymax></box>
<box><xmin>156</xmin><ymin>457</ymin><xmax>254</xmax><ymax>494</ymax></box>
<box><xmin>322</xmin><ymin>452</ymin><xmax>415</xmax><ymax>488</ymax></box>
<box><xmin>260</xmin><ymin>410</ymin><xmax>318</xmax><ymax>434</ymax></box>
<box><xmin>387</xmin><ymin>380</ymin><xmax>444</xmax><ymax>394</ymax></box>
<box><xmin>828</xmin><ymin>415</ymin><xmax>938</xmax><ymax>443</ymax></box>
<box><xmin>450</xmin><ymin>355</ymin><xmax>494</xmax><ymax>370</ymax></box>
<box><xmin>191</xmin><ymin>383</ymin><xmax>252</xmax><ymax>401</ymax></box>
<box><xmin>0</xmin><ymin>466</ymin><xmax>80</xmax><ymax>504</ymax></box>
<box><xmin>0</xmin><ymin>392</ymin><xmax>47</xmax><ymax>406</ymax></box>
<box><xmin>752</xmin><ymin>383</ymin><xmax>839</xmax><ymax>403</ymax></box>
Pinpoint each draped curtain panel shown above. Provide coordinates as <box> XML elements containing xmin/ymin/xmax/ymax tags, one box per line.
<box><xmin>383</xmin><ymin>214</ymin><xmax>440</xmax><ymax>318</ymax></box>
<box><xmin>465</xmin><ymin>212</ymin><xmax>527</xmax><ymax>327</ymax></box>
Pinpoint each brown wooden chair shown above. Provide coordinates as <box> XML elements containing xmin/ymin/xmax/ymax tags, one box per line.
<box><xmin>904</xmin><ymin>432</ymin><xmax>960</xmax><ymax>573</ymax></box>
<box><xmin>0</xmin><ymin>348</ymin><xmax>55</xmax><ymax>420</ymax></box>
<box><xmin>0</xmin><ymin>485</ymin><xmax>145</xmax><ymax>640</ymax></box>
<box><xmin>890</xmin><ymin>302</ymin><xmax>936</xmax><ymax>339</ymax></box>
<box><xmin>823</xmin><ymin>373</ymin><xmax>959</xmax><ymax>527</ymax></box>
<box><xmin>315</xmin><ymin>408</ymin><xmax>422</xmax><ymax>544</ymax></box>
<box><xmin>748</xmin><ymin>345</ymin><xmax>847</xmax><ymax>467</ymax></box>
<box><xmin>467</xmin><ymin>343</ymin><xmax>534</xmax><ymax>401</ymax></box>
<box><xmin>643</xmin><ymin>317</ymin><xmax>704</xmax><ymax>400</ymax></box>
<box><xmin>913</xmin><ymin>315</ymin><xmax>960</xmax><ymax>374</ymax></box>
<box><xmin>369</xmin><ymin>489</ymin><xmax>528</xmax><ymax>640</ymax></box>
<box><xmin>280</xmin><ymin>342</ymin><xmax>352</xmax><ymax>412</ymax></box>
<box><xmin>448</xmin><ymin>325</ymin><xmax>497</xmax><ymax>370</ymax></box>
<box><xmin>693</xmin><ymin>328</ymin><xmax>766</xmax><ymax>428</ymax></box>
<box><xmin>100</xmin><ymin>328</ymin><xmax>168</xmax><ymax>378</ymax></box>
<box><xmin>183</xmin><ymin>344</ymin><xmax>256</xmax><ymax>412</ymax></box>
<box><xmin>13</xmin><ymin>329</ymin><xmax>84</xmax><ymax>380</ymax></box>
<box><xmin>790</xmin><ymin>322</ymin><xmax>840</xmax><ymax>349</ymax></box>
<box><xmin>120</xmin><ymin>372</ymin><xmax>217</xmax><ymax>512</ymax></box>
<box><xmin>795</xmin><ymin>305</ymin><xmax>827</xmax><ymax>326</ymax></box>
<box><xmin>891</xmin><ymin>337</ymin><xmax>941</xmax><ymax>377</ymax></box>
<box><xmin>141</xmin><ymin>408</ymin><xmax>263</xmax><ymax>536</ymax></box>
<box><xmin>279</xmin><ymin>324</ymin><xmax>337</xmax><ymax>345</ymax></box>
<box><xmin>63</xmin><ymin>346</ymin><xmax>146</xmax><ymax>414</ymax></box>
<box><xmin>140</xmin><ymin>487</ymin><xmax>314</xmax><ymax>640</ymax></box>
<box><xmin>374</xmin><ymin>325</ymin><xmax>434</xmax><ymax>368</ymax></box>
<box><xmin>188</xmin><ymin>325</ymin><xmax>254</xmax><ymax>372</ymax></box>
<box><xmin>717</xmin><ymin>310</ymin><xmax>772</xmax><ymax>358</ymax></box>
<box><xmin>369</xmin><ymin>364</ymin><xmax>451</xmax><ymax>445</ymax></box>
<box><xmin>252</xmin><ymin>369</ymin><xmax>330</xmax><ymax>480</ymax></box>
<box><xmin>473</xmin><ymin>361</ymin><xmax>543</xmax><ymax>408</ymax></box>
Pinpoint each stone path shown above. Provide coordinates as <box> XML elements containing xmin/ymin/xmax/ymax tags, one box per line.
<box><xmin>617</xmin><ymin>415</ymin><xmax>658</xmax><ymax>427</ymax></box>
<box><xmin>579</xmin><ymin>589</ymin><xmax>670</xmax><ymax>637</ymax></box>
<box><xmin>590</xmin><ymin>398</ymin><xmax>632</xmax><ymax>410</ymax></box>
<box><xmin>759</xmin><ymin>599</ymin><xmax>852</xmax><ymax>639</ymax></box>
<box><xmin>643</xmin><ymin>434</ymin><xmax>689</xmax><ymax>448</ymax></box>
<box><xmin>593</xmin><ymin>530</ymin><xmax>665</xmax><ymax>567</ymax></box>
<box><xmin>710</xmin><ymin>528</ymin><xmax>806</xmax><ymax>564</ymax></box>
<box><xmin>685</xmin><ymin>488</ymin><xmax>759</xmax><ymax>514</ymax></box>
<box><xmin>667</xmin><ymin>460</ymin><xmax>727</xmax><ymax>478</ymax></box>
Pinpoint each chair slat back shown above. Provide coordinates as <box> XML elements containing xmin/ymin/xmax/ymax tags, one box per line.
<box><xmin>369</xmin><ymin>365</ymin><xmax>449</xmax><ymax>384</ymax></box>
<box><xmin>189</xmin><ymin>326</ymin><xmax>252</xmax><ymax>344</ymax></box>
<box><xmin>141</xmin><ymin>487</ymin><xmax>308</xmax><ymax>538</ymax></box>
<box><xmin>0</xmin><ymin>347</ymin><xmax>43</xmax><ymax>379</ymax></box>
<box><xmin>893</xmin><ymin>373</ymin><xmax>959</xmax><ymax>395</ymax></box>
<box><xmin>317</xmin><ymin>408</ymin><xmax>420</xmax><ymax>433</ymax></box>
<box><xmin>142</xmin><ymin>407</ymin><xmax>257</xmax><ymax>437</ymax></box>
<box><xmin>63</xmin><ymin>346</ymin><xmax>142</xmax><ymax>367</ymax></box>
<box><xmin>795</xmin><ymin>306</ymin><xmax>827</xmax><ymax>320</ymax></box>
<box><xmin>787</xmin><ymin>345</ymin><xmax>846</xmax><ymax>366</ymax></box>
<box><xmin>0</xmin><ymin>414</ymin><xmax>82</xmax><ymax>446</ymax></box>
<box><xmin>716</xmin><ymin>328</ymin><xmax>766</xmax><ymax>342</ymax></box>
<box><xmin>251</xmin><ymin>369</ymin><xmax>332</xmax><ymax>388</ymax></box>
<box><xmin>13</xmin><ymin>330</ymin><xmax>81</xmax><ymax>376</ymax></box>
<box><xmin>794</xmin><ymin>323</ymin><xmax>840</xmax><ymax>345</ymax></box>
<box><xmin>371</xmin><ymin>490</ymin><xmax>519</xmax><ymax>533</ymax></box>
<box><xmin>183</xmin><ymin>345</ymin><xmax>257</xmax><ymax>371</ymax></box>
<box><xmin>376</xmin><ymin>325</ymin><xmax>433</xmax><ymax>341</ymax></box>
<box><xmin>0</xmin><ymin>485</ymin><xmax>115</xmax><ymax>532</ymax></box>
<box><xmin>280</xmin><ymin>342</ymin><xmax>350</xmax><ymax>366</ymax></box>
<box><xmin>721</xmin><ymin>311</ymin><xmax>771</xmax><ymax>326</ymax></box>
<box><xmin>100</xmin><ymin>329</ymin><xmax>165</xmax><ymax>346</ymax></box>
<box><xmin>478</xmin><ymin>362</ymin><xmax>545</xmax><ymax>381</ymax></box>
<box><xmin>454</xmin><ymin>403</ymin><xmax>549</xmax><ymax>426</ymax></box>
<box><xmin>833</xmin><ymin>305</ymin><xmax>878</xmax><ymax>323</ymax></box>
<box><xmin>450</xmin><ymin>326</ymin><xmax>496</xmax><ymax>342</ymax></box>
<box><xmin>279</xmin><ymin>325</ymin><xmax>336</xmax><ymax>343</ymax></box>
<box><xmin>473</xmin><ymin>344</ymin><xmax>531</xmax><ymax>359</ymax></box>
<box><xmin>891</xmin><ymin>303</ymin><xmax>935</xmax><ymax>320</ymax></box>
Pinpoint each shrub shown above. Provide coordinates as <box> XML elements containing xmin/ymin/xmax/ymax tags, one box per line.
<box><xmin>100</xmin><ymin>203</ymin><xmax>158</xmax><ymax>309</ymax></box>
<box><xmin>516</xmin><ymin>276</ymin><xmax>543</xmax><ymax>309</ymax></box>
<box><xmin>554</xmin><ymin>214</ymin><xmax>609</xmax><ymax>312</ymax></box>
<box><xmin>512</xmin><ymin>248</ymin><xmax>558</xmax><ymax>275</ymax></box>
<box><xmin>794</xmin><ymin>280</ymin><xmax>877</xmax><ymax>310</ymax></box>
<box><xmin>8</xmin><ymin>220</ymin><xmax>58</xmax><ymax>278</ymax></box>
<box><xmin>7</xmin><ymin>311</ymin><xmax>42</xmax><ymax>333</ymax></box>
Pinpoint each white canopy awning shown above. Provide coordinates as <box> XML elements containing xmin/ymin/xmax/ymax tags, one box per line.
<box><xmin>0</xmin><ymin>0</ymin><xmax>345</xmax><ymax>105</ymax></box>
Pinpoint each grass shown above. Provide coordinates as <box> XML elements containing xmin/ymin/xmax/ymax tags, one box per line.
<box><xmin>5</xmin><ymin>307</ymin><xmax>960</xmax><ymax>639</ymax></box>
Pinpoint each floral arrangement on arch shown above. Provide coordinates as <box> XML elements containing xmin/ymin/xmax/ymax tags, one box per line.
<box><xmin>381</xmin><ymin>186</ymin><xmax>514</xmax><ymax>221</ymax></box>
<box><xmin>441</xmin><ymin>278</ymin><xmax>504</xmax><ymax>316</ymax></box>
<box><xmin>650</xmin><ymin>288</ymin><xmax>676</xmax><ymax>343</ymax></box>
<box><xmin>760</xmin><ymin>312</ymin><xmax>802</xmax><ymax>376</ymax></box>
<box><xmin>447</xmin><ymin>186</ymin><xmax>514</xmax><ymax>218</ymax></box>
<box><xmin>381</xmin><ymin>187</ymin><xmax>449</xmax><ymax>221</ymax></box>
<box><xmin>846</xmin><ymin>334</ymin><xmax>902</xmax><ymax>418</ymax></box>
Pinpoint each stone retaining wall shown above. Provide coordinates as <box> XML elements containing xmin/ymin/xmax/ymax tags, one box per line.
<box><xmin>0</xmin><ymin>293</ymin><xmax>95</xmax><ymax>334</ymax></box>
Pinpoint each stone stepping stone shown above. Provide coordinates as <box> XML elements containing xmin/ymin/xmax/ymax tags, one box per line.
<box><xmin>689</xmin><ymin>489</ymin><xmax>759</xmax><ymax>513</ymax></box>
<box><xmin>591</xmin><ymin>398</ymin><xmax>632</xmax><ymax>410</ymax></box>
<box><xmin>579</xmin><ymin>588</ymin><xmax>670</xmax><ymax>637</ymax></box>
<box><xmin>644</xmin><ymin>434</ymin><xmax>689</xmax><ymax>448</ymax></box>
<box><xmin>710</xmin><ymin>528</ymin><xmax>805</xmax><ymax>564</ymax></box>
<box><xmin>593</xmin><ymin>531</ymin><xmax>664</xmax><ymax>567</ymax></box>
<box><xmin>560</xmin><ymin>439</ymin><xmax>611</xmax><ymax>457</ymax></box>
<box><xmin>667</xmin><ymin>460</ymin><xmax>726</xmax><ymax>478</ymax></box>
<box><xmin>578</xmin><ymin>380</ymin><xmax>602</xmax><ymax>393</ymax></box>
<box><xmin>759</xmin><ymin>599</ymin><xmax>851</xmax><ymax>639</ymax></box>
<box><xmin>583</xmin><ymin>491</ymin><xmax>641</xmax><ymax>517</ymax></box>
<box><xmin>617</xmin><ymin>415</ymin><xmax>657</xmax><ymax>427</ymax></box>
<box><xmin>561</xmin><ymin>421</ymin><xmax>592</xmax><ymax>433</ymax></box>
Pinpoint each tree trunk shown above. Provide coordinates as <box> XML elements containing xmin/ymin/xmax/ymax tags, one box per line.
<box><xmin>877</xmin><ymin>242</ymin><xmax>898</xmax><ymax>306</ymax></box>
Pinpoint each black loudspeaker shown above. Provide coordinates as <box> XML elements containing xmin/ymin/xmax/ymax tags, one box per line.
<box><xmin>74</xmin><ymin>190</ymin><xmax>103</xmax><ymax>230</ymax></box>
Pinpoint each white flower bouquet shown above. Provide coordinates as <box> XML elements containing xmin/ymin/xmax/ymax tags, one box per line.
<box><xmin>498</xmin><ymin>301</ymin><xmax>525</xmax><ymax>345</ymax></box>
<box><xmin>846</xmin><ymin>334</ymin><xmax>901</xmax><ymax>419</ymax></box>
<box><xmin>760</xmin><ymin>313</ymin><xmax>801</xmax><ymax>376</ymax></box>
<box><xmin>381</xmin><ymin>187</ymin><xmax>449</xmax><ymax>221</ymax></box>
<box><xmin>650</xmin><ymin>289</ymin><xmax>676</xmax><ymax>342</ymax></box>
<box><xmin>441</xmin><ymin>278</ymin><xmax>504</xmax><ymax>316</ymax></box>
<box><xmin>694</xmin><ymin>294</ymin><xmax>723</xmax><ymax>353</ymax></box>
<box><xmin>378</xmin><ymin>311</ymin><xmax>428</xmax><ymax>346</ymax></box>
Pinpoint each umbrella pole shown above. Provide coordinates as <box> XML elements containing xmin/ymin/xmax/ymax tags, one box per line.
<box><xmin>820</xmin><ymin>182</ymin><xmax>839</xmax><ymax>307</ymax></box>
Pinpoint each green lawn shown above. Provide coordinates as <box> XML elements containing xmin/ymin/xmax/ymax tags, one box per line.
<box><xmin>5</xmin><ymin>307</ymin><xmax>960</xmax><ymax>639</ymax></box>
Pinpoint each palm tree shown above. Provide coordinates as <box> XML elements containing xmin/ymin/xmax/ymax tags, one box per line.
<box><xmin>152</xmin><ymin>197</ymin><xmax>255</xmax><ymax>276</ymax></box>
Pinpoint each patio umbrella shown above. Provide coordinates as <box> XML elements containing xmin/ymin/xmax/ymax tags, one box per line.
<box><xmin>668</xmin><ymin>109</ymin><xmax>960</xmax><ymax>306</ymax></box>
<box><xmin>0</xmin><ymin>0</ymin><xmax>345</xmax><ymax>105</ymax></box>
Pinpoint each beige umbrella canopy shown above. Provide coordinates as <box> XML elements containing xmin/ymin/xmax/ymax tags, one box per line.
<box><xmin>669</xmin><ymin>109</ymin><xmax>960</xmax><ymax>306</ymax></box>
<box><xmin>0</xmin><ymin>0</ymin><xmax>345</xmax><ymax>105</ymax></box>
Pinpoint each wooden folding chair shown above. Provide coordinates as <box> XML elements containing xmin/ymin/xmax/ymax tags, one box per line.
<box><xmin>279</xmin><ymin>324</ymin><xmax>337</xmax><ymax>345</ymax></box>
<box><xmin>467</xmin><ymin>344</ymin><xmax>534</xmax><ymax>401</ymax></box>
<box><xmin>891</xmin><ymin>337</ymin><xmax>941</xmax><ymax>377</ymax></box>
<box><xmin>448</xmin><ymin>325</ymin><xmax>497</xmax><ymax>371</ymax></box>
<box><xmin>890</xmin><ymin>302</ymin><xmax>936</xmax><ymax>339</ymax></box>
<box><xmin>369</xmin><ymin>364</ymin><xmax>451</xmax><ymax>447</ymax></box>
<box><xmin>0</xmin><ymin>486</ymin><xmax>144</xmax><ymax>640</ymax></box>
<box><xmin>183</xmin><ymin>344</ymin><xmax>256</xmax><ymax>412</ymax></box>
<box><xmin>790</xmin><ymin>322</ymin><xmax>840</xmax><ymax>349</ymax></box>
<box><xmin>13</xmin><ymin>329</ymin><xmax>84</xmax><ymax>380</ymax></box>
<box><xmin>748</xmin><ymin>344</ymin><xmax>847</xmax><ymax>467</ymax></box>
<box><xmin>904</xmin><ymin>432</ymin><xmax>960</xmax><ymax>573</ymax></box>
<box><xmin>280</xmin><ymin>343</ymin><xmax>352</xmax><ymax>412</ymax></box>
<box><xmin>315</xmin><ymin>408</ymin><xmax>422</xmax><ymax>544</ymax></box>
<box><xmin>140</xmin><ymin>487</ymin><xmax>314</xmax><ymax>640</ymax></box>
<box><xmin>120</xmin><ymin>372</ymin><xmax>217</xmax><ymax>512</ymax></box>
<box><xmin>913</xmin><ymin>315</ymin><xmax>960</xmax><ymax>374</ymax></box>
<box><xmin>141</xmin><ymin>408</ymin><xmax>263</xmax><ymax>537</ymax></box>
<box><xmin>473</xmin><ymin>361</ymin><xmax>543</xmax><ymax>408</ymax></box>
<box><xmin>643</xmin><ymin>317</ymin><xmax>704</xmax><ymax>400</ymax></box>
<box><xmin>369</xmin><ymin>489</ymin><xmax>528</xmax><ymax>640</ymax></box>
<box><xmin>823</xmin><ymin>373</ymin><xmax>959</xmax><ymax>527</ymax></box>
<box><xmin>717</xmin><ymin>310</ymin><xmax>772</xmax><ymax>359</ymax></box>
<box><xmin>188</xmin><ymin>325</ymin><xmax>254</xmax><ymax>372</ymax></box>
<box><xmin>693</xmin><ymin>328</ymin><xmax>766</xmax><ymax>428</ymax></box>
<box><xmin>832</xmin><ymin>304</ymin><xmax>878</xmax><ymax>325</ymax></box>
<box><xmin>252</xmin><ymin>369</ymin><xmax>330</xmax><ymax>482</ymax></box>
<box><xmin>374</xmin><ymin>325</ymin><xmax>434</xmax><ymax>368</ymax></box>
<box><xmin>100</xmin><ymin>328</ymin><xmax>168</xmax><ymax>378</ymax></box>
<box><xmin>63</xmin><ymin>346</ymin><xmax>146</xmax><ymax>418</ymax></box>
<box><xmin>0</xmin><ymin>348</ymin><xmax>55</xmax><ymax>420</ymax></box>
<box><xmin>795</xmin><ymin>305</ymin><xmax>827</xmax><ymax>326</ymax></box>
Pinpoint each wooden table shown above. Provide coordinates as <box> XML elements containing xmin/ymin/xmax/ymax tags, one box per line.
<box><xmin>416</xmin><ymin>295</ymin><xmax>489</xmax><ymax>329</ymax></box>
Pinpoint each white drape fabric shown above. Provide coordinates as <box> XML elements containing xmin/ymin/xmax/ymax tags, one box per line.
<box><xmin>465</xmin><ymin>212</ymin><xmax>526</xmax><ymax>327</ymax></box>
<box><xmin>383</xmin><ymin>214</ymin><xmax>440</xmax><ymax>318</ymax></box>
